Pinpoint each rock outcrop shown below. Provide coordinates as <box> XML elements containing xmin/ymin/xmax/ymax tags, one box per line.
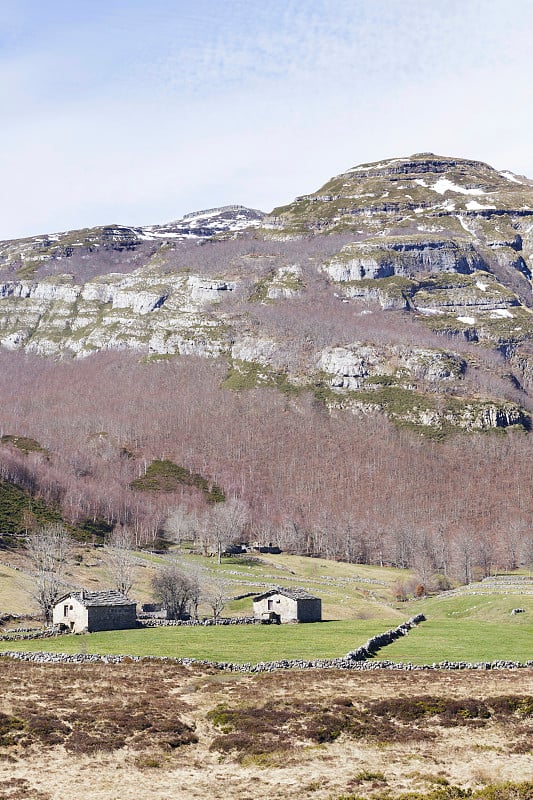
<box><xmin>324</xmin><ymin>236</ymin><xmax>488</xmax><ymax>281</ymax></box>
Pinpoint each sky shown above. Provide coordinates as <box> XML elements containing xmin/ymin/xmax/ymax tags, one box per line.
<box><xmin>1</xmin><ymin>0</ymin><xmax>533</xmax><ymax>240</ymax></box>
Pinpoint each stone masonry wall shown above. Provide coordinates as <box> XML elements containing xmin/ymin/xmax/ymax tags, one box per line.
<box><xmin>87</xmin><ymin>605</ymin><xmax>136</xmax><ymax>632</ymax></box>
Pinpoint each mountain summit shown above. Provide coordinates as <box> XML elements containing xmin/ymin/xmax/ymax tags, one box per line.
<box><xmin>267</xmin><ymin>153</ymin><xmax>533</xmax><ymax>301</ymax></box>
<box><xmin>269</xmin><ymin>152</ymin><xmax>533</xmax><ymax>232</ymax></box>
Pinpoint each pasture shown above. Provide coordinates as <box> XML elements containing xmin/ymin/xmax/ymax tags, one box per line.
<box><xmin>1</xmin><ymin>548</ymin><xmax>532</xmax><ymax>664</ymax></box>
<box><xmin>0</xmin><ymin>619</ymin><xmax>396</xmax><ymax>661</ymax></box>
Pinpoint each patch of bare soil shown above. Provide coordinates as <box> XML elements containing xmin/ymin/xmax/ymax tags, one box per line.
<box><xmin>0</xmin><ymin>659</ymin><xmax>531</xmax><ymax>800</ymax></box>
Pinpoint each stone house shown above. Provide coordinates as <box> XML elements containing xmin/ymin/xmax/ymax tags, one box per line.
<box><xmin>253</xmin><ymin>587</ymin><xmax>322</xmax><ymax>623</ymax></box>
<box><xmin>52</xmin><ymin>590</ymin><xmax>137</xmax><ymax>633</ymax></box>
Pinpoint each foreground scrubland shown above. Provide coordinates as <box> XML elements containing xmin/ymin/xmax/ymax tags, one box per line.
<box><xmin>0</xmin><ymin>659</ymin><xmax>531</xmax><ymax>800</ymax></box>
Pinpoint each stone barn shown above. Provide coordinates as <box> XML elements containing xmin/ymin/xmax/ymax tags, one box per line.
<box><xmin>52</xmin><ymin>590</ymin><xmax>137</xmax><ymax>633</ymax></box>
<box><xmin>253</xmin><ymin>587</ymin><xmax>322</xmax><ymax>623</ymax></box>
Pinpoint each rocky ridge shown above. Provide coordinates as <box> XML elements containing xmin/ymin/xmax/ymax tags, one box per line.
<box><xmin>2</xmin><ymin>154</ymin><xmax>533</xmax><ymax>433</ymax></box>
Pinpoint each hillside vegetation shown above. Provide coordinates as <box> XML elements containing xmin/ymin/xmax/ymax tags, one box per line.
<box><xmin>0</xmin><ymin>351</ymin><xmax>532</xmax><ymax>582</ymax></box>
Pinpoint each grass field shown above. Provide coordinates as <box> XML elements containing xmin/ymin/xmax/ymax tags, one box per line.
<box><xmin>376</xmin><ymin>619</ymin><xmax>533</xmax><ymax>664</ymax></box>
<box><xmin>1</xmin><ymin>615</ymin><xmax>531</xmax><ymax>664</ymax></box>
<box><xmin>1</xmin><ymin>547</ymin><xmax>532</xmax><ymax>664</ymax></box>
<box><xmin>0</xmin><ymin>619</ymin><xmax>397</xmax><ymax>661</ymax></box>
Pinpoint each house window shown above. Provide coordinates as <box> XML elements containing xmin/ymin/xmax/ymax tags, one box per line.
<box><xmin>64</xmin><ymin>605</ymin><xmax>69</xmax><ymax>617</ymax></box>
<box><xmin>268</xmin><ymin>599</ymin><xmax>274</xmax><ymax>610</ymax></box>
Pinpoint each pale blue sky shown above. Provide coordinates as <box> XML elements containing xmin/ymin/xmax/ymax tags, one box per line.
<box><xmin>1</xmin><ymin>0</ymin><xmax>532</xmax><ymax>239</ymax></box>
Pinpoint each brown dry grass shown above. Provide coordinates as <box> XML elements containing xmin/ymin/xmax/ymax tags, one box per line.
<box><xmin>0</xmin><ymin>659</ymin><xmax>531</xmax><ymax>800</ymax></box>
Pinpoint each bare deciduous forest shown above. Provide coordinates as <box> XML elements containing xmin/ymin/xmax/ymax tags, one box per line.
<box><xmin>0</xmin><ymin>349</ymin><xmax>531</xmax><ymax>582</ymax></box>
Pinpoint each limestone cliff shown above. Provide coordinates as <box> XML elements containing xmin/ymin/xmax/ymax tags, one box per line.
<box><xmin>1</xmin><ymin>155</ymin><xmax>533</xmax><ymax>433</ymax></box>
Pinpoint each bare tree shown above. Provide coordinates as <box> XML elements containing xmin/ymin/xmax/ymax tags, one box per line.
<box><xmin>163</xmin><ymin>506</ymin><xmax>199</xmax><ymax>544</ymax></box>
<box><xmin>152</xmin><ymin>565</ymin><xmax>199</xmax><ymax>620</ymax></box>
<box><xmin>452</xmin><ymin>531</ymin><xmax>476</xmax><ymax>585</ymax></box>
<box><xmin>204</xmin><ymin>498</ymin><xmax>249</xmax><ymax>564</ymax></box>
<box><xmin>26</xmin><ymin>523</ymin><xmax>72</xmax><ymax>624</ymax></box>
<box><xmin>203</xmin><ymin>578</ymin><xmax>227</xmax><ymax>620</ymax></box>
<box><xmin>106</xmin><ymin>526</ymin><xmax>135</xmax><ymax>596</ymax></box>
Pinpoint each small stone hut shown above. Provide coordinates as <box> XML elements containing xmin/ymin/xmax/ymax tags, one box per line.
<box><xmin>52</xmin><ymin>590</ymin><xmax>137</xmax><ymax>633</ymax></box>
<box><xmin>253</xmin><ymin>587</ymin><xmax>322</xmax><ymax>623</ymax></box>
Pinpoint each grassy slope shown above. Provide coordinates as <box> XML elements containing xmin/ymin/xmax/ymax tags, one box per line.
<box><xmin>0</xmin><ymin>563</ymin><xmax>36</xmax><ymax>614</ymax></box>
<box><xmin>1</xmin><ymin>548</ymin><xmax>532</xmax><ymax>663</ymax></box>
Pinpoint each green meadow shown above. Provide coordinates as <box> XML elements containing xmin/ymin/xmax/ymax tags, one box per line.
<box><xmin>0</xmin><ymin>620</ymin><xmax>393</xmax><ymax>662</ymax></box>
<box><xmin>375</xmin><ymin>619</ymin><xmax>533</xmax><ymax>664</ymax></box>
<box><xmin>1</xmin><ymin>549</ymin><xmax>532</xmax><ymax>664</ymax></box>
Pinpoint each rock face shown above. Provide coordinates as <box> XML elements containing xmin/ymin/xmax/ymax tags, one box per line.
<box><xmin>319</xmin><ymin>344</ymin><xmax>465</xmax><ymax>390</ymax></box>
<box><xmin>324</xmin><ymin>236</ymin><xmax>487</xmax><ymax>281</ymax></box>
<box><xmin>0</xmin><ymin>269</ymin><xmax>232</xmax><ymax>358</ymax></box>
<box><xmin>2</xmin><ymin>154</ymin><xmax>533</xmax><ymax>433</ymax></box>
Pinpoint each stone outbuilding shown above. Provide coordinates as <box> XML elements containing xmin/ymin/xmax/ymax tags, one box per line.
<box><xmin>52</xmin><ymin>590</ymin><xmax>137</xmax><ymax>633</ymax></box>
<box><xmin>253</xmin><ymin>587</ymin><xmax>322</xmax><ymax>623</ymax></box>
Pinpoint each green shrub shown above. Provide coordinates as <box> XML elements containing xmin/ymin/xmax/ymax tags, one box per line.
<box><xmin>130</xmin><ymin>459</ymin><xmax>225</xmax><ymax>503</ymax></box>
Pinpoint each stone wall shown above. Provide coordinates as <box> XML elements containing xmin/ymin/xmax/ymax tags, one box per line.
<box><xmin>345</xmin><ymin>614</ymin><xmax>426</xmax><ymax>661</ymax></box>
<box><xmin>87</xmin><ymin>604</ymin><xmax>136</xmax><ymax>632</ymax></box>
<box><xmin>2</xmin><ymin>649</ymin><xmax>532</xmax><ymax>672</ymax></box>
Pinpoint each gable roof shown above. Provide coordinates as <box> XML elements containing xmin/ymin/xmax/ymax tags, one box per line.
<box><xmin>253</xmin><ymin>586</ymin><xmax>320</xmax><ymax>602</ymax></box>
<box><xmin>56</xmin><ymin>590</ymin><xmax>135</xmax><ymax>608</ymax></box>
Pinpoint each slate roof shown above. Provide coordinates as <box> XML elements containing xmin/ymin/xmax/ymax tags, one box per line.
<box><xmin>57</xmin><ymin>590</ymin><xmax>134</xmax><ymax>607</ymax></box>
<box><xmin>253</xmin><ymin>587</ymin><xmax>320</xmax><ymax>602</ymax></box>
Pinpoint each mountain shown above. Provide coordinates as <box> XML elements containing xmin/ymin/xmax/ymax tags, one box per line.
<box><xmin>1</xmin><ymin>153</ymin><xmax>533</xmax><ymax>435</ymax></box>
<box><xmin>3</xmin><ymin>154</ymin><xmax>533</xmax><ymax>572</ymax></box>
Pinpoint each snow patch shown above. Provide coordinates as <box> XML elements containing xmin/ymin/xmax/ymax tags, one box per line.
<box><xmin>431</xmin><ymin>178</ymin><xmax>486</xmax><ymax>196</ymax></box>
<box><xmin>465</xmin><ymin>200</ymin><xmax>496</xmax><ymax>211</ymax></box>
<box><xmin>458</xmin><ymin>216</ymin><xmax>477</xmax><ymax>235</ymax></box>
<box><xmin>500</xmin><ymin>171</ymin><xmax>523</xmax><ymax>185</ymax></box>
<box><xmin>347</xmin><ymin>158</ymin><xmax>403</xmax><ymax>173</ymax></box>
<box><xmin>476</xmin><ymin>281</ymin><xmax>488</xmax><ymax>292</ymax></box>
<box><xmin>441</xmin><ymin>200</ymin><xmax>456</xmax><ymax>211</ymax></box>
<box><xmin>491</xmin><ymin>308</ymin><xmax>513</xmax><ymax>318</ymax></box>
<box><xmin>457</xmin><ymin>316</ymin><xmax>476</xmax><ymax>324</ymax></box>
